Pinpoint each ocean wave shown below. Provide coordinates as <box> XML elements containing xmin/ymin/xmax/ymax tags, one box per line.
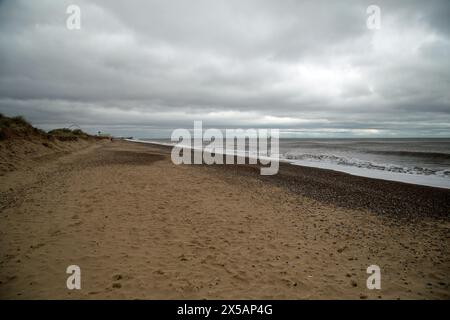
<box><xmin>365</xmin><ymin>150</ymin><xmax>450</xmax><ymax>160</ymax></box>
<box><xmin>282</xmin><ymin>152</ymin><xmax>450</xmax><ymax>178</ymax></box>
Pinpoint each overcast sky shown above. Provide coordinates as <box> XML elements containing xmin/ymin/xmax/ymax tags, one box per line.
<box><xmin>0</xmin><ymin>0</ymin><xmax>449</xmax><ymax>138</ymax></box>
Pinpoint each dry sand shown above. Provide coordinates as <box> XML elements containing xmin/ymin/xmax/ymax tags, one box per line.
<box><xmin>0</xmin><ymin>140</ymin><xmax>449</xmax><ymax>299</ymax></box>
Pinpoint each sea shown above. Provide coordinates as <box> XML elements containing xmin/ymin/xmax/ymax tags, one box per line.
<box><xmin>130</xmin><ymin>138</ymin><xmax>450</xmax><ymax>189</ymax></box>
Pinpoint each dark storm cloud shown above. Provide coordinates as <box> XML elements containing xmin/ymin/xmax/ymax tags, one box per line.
<box><xmin>0</xmin><ymin>0</ymin><xmax>449</xmax><ymax>137</ymax></box>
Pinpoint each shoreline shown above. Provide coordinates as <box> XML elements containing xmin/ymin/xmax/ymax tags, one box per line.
<box><xmin>127</xmin><ymin>139</ymin><xmax>450</xmax><ymax>190</ymax></box>
<box><xmin>127</xmin><ymin>140</ymin><xmax>450</xmax><ymax>219</ymax></box>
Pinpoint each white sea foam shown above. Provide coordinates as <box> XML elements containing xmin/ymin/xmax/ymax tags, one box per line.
<box><xmin>282</xmin><ymin>152</ymin><xmax>450</xmax><ymax>178</ymax></box>
<box><xmin>287</xmin><ymin>159</ymin><xmax>450</xmax><ymax>189</ymax></box>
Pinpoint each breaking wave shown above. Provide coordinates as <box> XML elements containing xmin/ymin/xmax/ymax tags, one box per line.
<box><xmin>282</xmin><ymin>152</ymin><xmax>450</xmax><ymax>178</ymax></box>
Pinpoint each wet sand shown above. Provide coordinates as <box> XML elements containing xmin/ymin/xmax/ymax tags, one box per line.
<box><xmin>0</xmin><ymin>140</ymin><xmax>449</xmax><ymax>299</ymax></box>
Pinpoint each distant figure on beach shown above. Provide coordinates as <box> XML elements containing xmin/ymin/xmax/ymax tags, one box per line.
<box><xmin>97</xmin><ymin>130</ymin><xmax>113</xmax><ymax>141</ymax></box>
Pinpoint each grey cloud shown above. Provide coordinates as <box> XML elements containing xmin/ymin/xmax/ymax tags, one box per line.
<box><xmin>0</xmin><ymin>0</ymin><xmax>449</xmax><ymax>137</ymax></box>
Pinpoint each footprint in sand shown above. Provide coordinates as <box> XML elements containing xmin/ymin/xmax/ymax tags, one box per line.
<box><xmin>69</xmin><ymin>221</ymin><xmax>83</xmax><ymax>227</ymax></box>
<box><xmin>30</xmin><ymin>243</ymin><xmax>45</xmax><ymax>250</ymax></box>
<box><xmin>111</xmin><ymin>274</ymin><xmax>124</xmax><ymax>289</ymax></box>
<box><xmin>112</xmin><ymin>274</ymin><xmax>123</xmax><ymax>281</ymax></box>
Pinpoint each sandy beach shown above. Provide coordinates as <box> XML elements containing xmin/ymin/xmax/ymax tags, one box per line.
<box><xmin>0</xmin><ymin>140</ymin><xmax>449</xmax><ymax>299</ymax></box>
